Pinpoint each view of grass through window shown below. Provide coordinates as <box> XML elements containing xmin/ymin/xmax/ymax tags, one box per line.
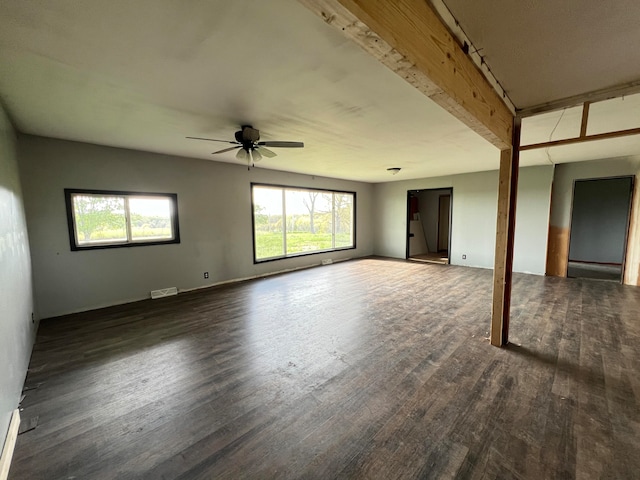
<box><xmin>253</xmin><ymin>185</ymin><xmax>354</xmax><ymax>261</ymax></box>
<box><xmin>66</xmin><ymin>190</ymin><xmax>178</xmax><ymax>249</ymax></box>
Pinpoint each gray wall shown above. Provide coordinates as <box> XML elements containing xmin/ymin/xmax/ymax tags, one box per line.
<box><xmin>0</xmin><ymin>107</ymin><xmax>36</xmax><ymax>446</ymax></box>
<box><xmin>373</xmin><ymin>165</ymin><xmax>554</xmax><ymax>274</ymax></box>
<box><xmin>513</xmin><ymin>165</ymin><xmax>555</xmax><ymax>273</ymax></box>
<box><xmin>568</xmin><ymin>177</ymin><xmax>633</xmax><ymax>264</ymax></box>
<box><xmin>19</xmin><ymin>135</ymin><xmax>374</xmax><ymax>319</ymax></box>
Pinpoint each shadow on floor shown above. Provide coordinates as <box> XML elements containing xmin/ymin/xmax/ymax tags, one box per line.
<box><xmin>567</xmin><ymin>261</ymin><xmax>621</xmax><ymax>282</ymax></box>
<box><xmin>504</xmin><ymin>343</ymin><xmax>614</xmax><ymax>393</ymax></box>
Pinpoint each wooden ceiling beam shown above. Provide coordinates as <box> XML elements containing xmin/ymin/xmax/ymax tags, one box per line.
<box><xmin>518</xmin><ymin>80</ymin><xmax>640</xmax><ymax>117</ymax></box>
<box><xmin>298</xmin><ymin>0</ymin><xmax>513</xmax><ymax>149</ymax></box>
<box><xmin>520</xmin><ymin>127</ymin><xmax>640</xmax><ymax>151</ymax></box>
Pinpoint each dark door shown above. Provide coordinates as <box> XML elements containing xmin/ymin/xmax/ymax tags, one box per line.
<box><xmin>568</xmin><ymin>177</ymin><xmax>633</xmax><ymax>281</ymax></box>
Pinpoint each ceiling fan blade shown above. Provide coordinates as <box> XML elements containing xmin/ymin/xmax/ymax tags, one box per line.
<box><xmin>257</xmin><ymin>146</ymin><xmax>277</xmax><ymax>158</ymax></box>
<box><xmin>252</xmin><ymin>149</ymin><xmax>263</xmax><ymax>162</ymax></box>
<box><xmin>212</xmin><ymin>146</ymin><xmax>241</xmax><ymax>155</ymax></box>
<box><xmin>187</xmin><ymin>136</ymin><xmax>240</xmax><ymax>144</ymax></box>
<box><xmin>236</xmin><ymin>148</ymin><xmax>250</xmax><ymax>162</ymax></box>
<box><xmin>258</xmin><ymin>141</ymin><xmax>304</xmax><ymax>148</ymax></box>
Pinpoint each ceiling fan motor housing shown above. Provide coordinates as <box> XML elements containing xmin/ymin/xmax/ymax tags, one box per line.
<box><xmin>187</xmin><ymin>127</ymin><xmax>302</xmax><ymax>160</ymax></box>
<box><xmin>236</xmin><ymin>125</ymin><xmax>260</xmax><ymax>145</ymax></box>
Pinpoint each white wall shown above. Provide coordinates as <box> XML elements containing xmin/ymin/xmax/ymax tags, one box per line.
<box><xmin>0</xmin><ymin>107</ymin><xmax>36</xmax><ymax>446</ymax></box>
<box><xmin>373</xmin><ymin>165</ymin><xmax>554</xmax><ymax>274</ymax></box>
<box><xmin>18</xmin><ymin>135</ymin><xmax>374</xmax><ymax>318</ymax></box>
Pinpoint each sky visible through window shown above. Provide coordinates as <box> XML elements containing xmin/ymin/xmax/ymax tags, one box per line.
<box><xmin>129</xmin><ymin>197</ymin><xmax>171</xmax><ymax>217</ymax></box>
<box><xmin>254</xmin><ymin>187</ymin><xmax>311</xmax><ymax>215</ymax></box>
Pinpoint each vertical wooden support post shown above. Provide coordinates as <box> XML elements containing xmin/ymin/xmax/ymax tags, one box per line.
<box><xmin>623</xmin><ymin>175</ymin><xmax>640</xmax><ymax>286</ymax></box>
<box><xmin>579</xmin><ymin>102</ymin><xmax>591</xmax><ymax>138</ymax></box>
<box><xmin>491</xmin><ymin>117</ymin><xmax>521</xmax><ymax>346</ymax></box>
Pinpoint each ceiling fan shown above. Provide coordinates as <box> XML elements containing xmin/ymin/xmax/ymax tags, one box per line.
<box><xmin>187</xmin><ymin>125</ymin><xmax>304</xmax><ymax>167</ymax></box>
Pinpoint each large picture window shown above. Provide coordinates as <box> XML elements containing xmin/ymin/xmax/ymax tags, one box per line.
<box><xmin>252</xmin><ymin>184</ymin><xmax>355</xmax><ymax>262</ymax></box>
<box><xmin>65</xmin><ymin>189</ymin><xmax>180</xmax><ymax>250</ymax></box>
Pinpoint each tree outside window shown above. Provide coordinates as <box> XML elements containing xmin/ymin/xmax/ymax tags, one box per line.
<box><xmin>252</xmin><ymin>184</ymin><xmax>355</xmax><ymax>262</ymax></box>
<box><xmin>65</xmin><ymin>189</ymin><xmax>179</xmax><ymax>250</ymax></box>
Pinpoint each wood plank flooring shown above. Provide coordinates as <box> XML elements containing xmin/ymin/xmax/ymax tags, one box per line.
<box><xmin>10</xmin><ymin>258</ymin><xmax>640</xmax><ymax>479</ymax></box>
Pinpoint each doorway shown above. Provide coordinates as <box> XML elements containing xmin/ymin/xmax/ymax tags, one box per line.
<box><xmin>406</xmin><ymin>188</ymin><xmax>453</xmax><ymax>264</ymax></box>
<box><xmin>567</xmin><ymin>176</ymin><xmax>634</xmax><ymax>282</ymax></box>
<box><xmin>437</xmin><ymin>195</ymin><xmax>451</xmax><ymax>252</ymax></box>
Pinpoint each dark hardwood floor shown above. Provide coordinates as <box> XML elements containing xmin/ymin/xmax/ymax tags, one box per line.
<box><xmin>10</xmin><ymin>258</ymin><xmax>640</xmax><ymax>479</ymax></box>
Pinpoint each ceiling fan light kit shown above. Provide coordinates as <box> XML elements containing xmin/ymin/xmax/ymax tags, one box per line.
<box><xmin>187</xmin><ymin>125</ymin><xmax>304</xmax><ymax>168</ymax></box>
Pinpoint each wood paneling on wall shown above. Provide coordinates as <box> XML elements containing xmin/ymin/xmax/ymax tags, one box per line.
<box><xmin>546</xmin><ymin>226</ymin><xmax>569</xmax><ymax>277</ymax></box>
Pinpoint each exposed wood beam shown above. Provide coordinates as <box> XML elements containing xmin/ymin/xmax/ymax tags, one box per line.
<box><xmin>579</xmin><ymin>102</ymin><xmax>590</xmax><ymax>138</ymax></box>
<box><xmin>428</xmin><ymin>0</ymin><xmax>516</xmax><ymax>114</ymax></box>
<box><xmin>491</xmin><ymin>118</ymin><xmax>521</xmax><ymax>347</ymax></box>
<box><xmin>518</xmin><ymin>80</ymin><xmax>640</xmax><ymax>117</ymax></box>
<box><xmin>298</xmin><ymin>0</ymin><xmax>513</xmax><ymax>149</ymax></box>
<box><xmin>520</xmin><ymin>127</ymin><xmax>640</xmax><ymax>151</ymax></box>
<box><xmin>624</xmin><ymin>178</ymin><xmax>640</xmax><ymax>286</ymax></box>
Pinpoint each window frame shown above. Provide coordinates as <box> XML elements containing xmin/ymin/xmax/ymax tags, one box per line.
<box><xmin>64</xmin><ymin>188</ymin><xmax>180</xmax><ymax>251</ymax></box>
<box><xmin>251</xmin><ymin>183</ymin><xmax>356</xmax><ymax>264</ymax></box>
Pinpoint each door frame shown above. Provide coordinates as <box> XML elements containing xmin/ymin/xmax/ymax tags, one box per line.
<box><xmin>437</xmin><ymin>194</ymin><xmax>451</xmax><ymax>252</ymax></box>
<box><xmin>566</xmin><ymin>175</ymin><xmax>635</xmax><ymax>283</ymax></box>
<box><xmin>405</xmin><ymin>187</ymin><xmax>453</xmax><ymax>262</ymax></box>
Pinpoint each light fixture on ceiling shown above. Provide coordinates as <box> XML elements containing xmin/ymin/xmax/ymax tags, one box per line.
<box><xmin>387</xmin><ymin>167</ymin><xmax>401</xmax><ymax>175</ymax></box>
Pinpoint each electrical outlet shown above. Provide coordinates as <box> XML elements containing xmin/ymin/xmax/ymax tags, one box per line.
<box><xmin>462</xmin><ymin>254</ymin><xmax>467</xmax><ymax>260</ymax></box>
<box><xmin>204</xmin><ymin>272</ymin><xmax>209</xmax><ymax>279</ymax></box>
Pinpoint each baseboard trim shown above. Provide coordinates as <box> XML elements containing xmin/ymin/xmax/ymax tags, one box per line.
<box><xmin>179</xmin><ymin>257</ymin><xmax>354</xmax><ymax>294</ymax></box>
<box><xmin>0</xmin><ymin>409</ymin><xmax>20</xmax><ymax>480</ymax></box>
<box><xmin>42</xmin><ymin>256</ymin><xmax>361</xmax><ymax>320</ymax></box>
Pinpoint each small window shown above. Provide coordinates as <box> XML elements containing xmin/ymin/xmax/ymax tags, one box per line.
<box><xmin>64</xmin><ymin>189</ymin><xmax>180</xmax><ymax>250</ymax></box>
<box><xmin>252</xmin><ymin>184</ymin><xmax>355</xmax><ymax>262</ymax></box>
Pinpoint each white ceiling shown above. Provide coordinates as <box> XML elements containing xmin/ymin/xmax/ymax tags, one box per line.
<box><xmin>0</xmin><ymin>0</ymin><xmax>639</xmax><ymax>183</ymax></box>
<box><xmin>442</xmin><ymin>0</ymin><xmax>640</xmax><ymax>108</ymax></box>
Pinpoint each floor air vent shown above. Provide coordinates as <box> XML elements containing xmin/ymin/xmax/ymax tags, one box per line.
<box><xmin>151</xmin><ymin>287</ymin><xmax>178</xmax><ymax>299</ymax></box>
